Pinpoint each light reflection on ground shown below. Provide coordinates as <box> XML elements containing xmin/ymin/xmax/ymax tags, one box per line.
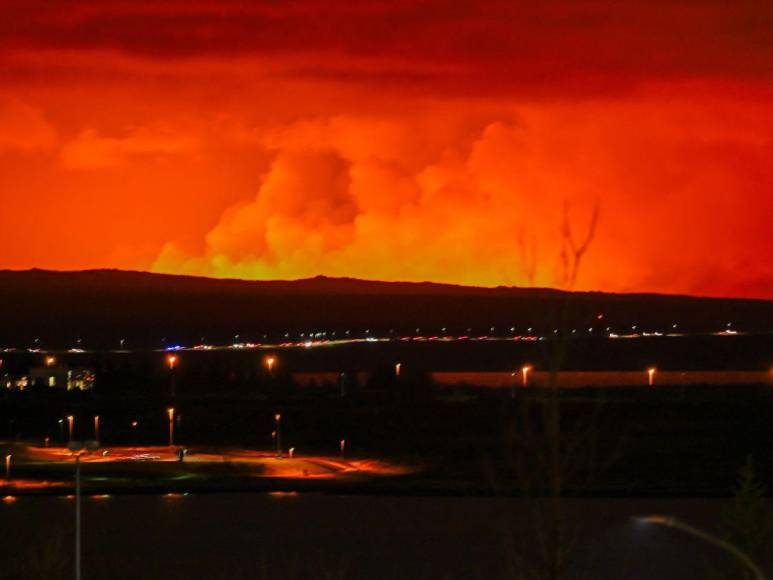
<box><xmin>22</xmin><ymin>445</ymin><xmax>406</xmax><ymax>477</ymax></box>
<box><xmin>0</xmin><ymin>444</ymin><xmax>410</xmax><ymax>495</ymax></box>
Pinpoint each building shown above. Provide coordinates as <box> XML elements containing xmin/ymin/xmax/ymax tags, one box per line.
<box><xmin>28</xmin><ymin>366</ymin><xmax>95</xmax><ymax>390</ymax></box>
<box><xmin>2</xmin><ymin>374</ymin><xmax>28</xmax><ymax>390</ymax></box>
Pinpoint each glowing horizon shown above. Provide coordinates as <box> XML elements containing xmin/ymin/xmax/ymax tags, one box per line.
<box><xmin>2</xmin><ymin>1</ymin><xmax>772</xmax><ymax>299</ymax></box>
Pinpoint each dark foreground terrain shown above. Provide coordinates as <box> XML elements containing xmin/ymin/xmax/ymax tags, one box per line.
<box><xmin>0</xmin><ymin>494</ymin><xmax>753</xmax><ymax>580</ymax></box>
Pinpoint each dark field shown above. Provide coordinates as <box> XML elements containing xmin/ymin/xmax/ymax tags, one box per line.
<box><xmin>0</xmin><ymin>494</ymin><xmax>752</xmax><ymax>580</ymax></box>
<box><xmin>3</xmin><ymin>383</ymin><xmax>773</xmax><ymax>496</ymax></box>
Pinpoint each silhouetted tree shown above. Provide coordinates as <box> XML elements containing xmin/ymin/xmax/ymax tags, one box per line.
<box><xmin>712</xmin><ymin>457</ymin><xmax>773</xmax><ymax>579</ymax></box>
<box><xmin>501</xmin><ymin>200</ymin><xmax>605</xmax><ymax>580</ymax></box>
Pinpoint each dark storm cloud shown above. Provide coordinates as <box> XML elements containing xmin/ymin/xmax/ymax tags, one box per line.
<box><xmin>3</xmin><ymin>0</ymin><xmax>773</xmax><ymax>90</ymax></box>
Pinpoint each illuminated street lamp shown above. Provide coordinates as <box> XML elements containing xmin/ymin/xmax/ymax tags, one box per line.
<box><xmin>5</xmin><ymin>454</ymin><xmax>10</xmax><ymax>479</ymax></box>
<box><xmin>67</xmin><ymin>415</ymin><xmax>74</xmax><ymax>442</ymax></box>
<box><xmin>395</xmin><ymin>362</ymin><xmax>402</xmax><ymax>377</ymax></box>
<box><xmin>93</xmin><ymin>415</ymin><xmax>100</xmax><ymax>442</ymax></box>
<box><xmin>166</xmin><ymin>354</ymin><xmax>178</xmax><ymax>398</ymax></box>
<box><xmin>522</xmin><ymin>365</ymin><xmax>532</xmax><ymax>388</ymax></box>
<box><xmin>288</xmin><ymin>447</ymin><xmax>295</xmax><ymax>459</ymax></box>
<box><xmin>274</xmin><ymin>413</ymin><xmax>282</xmax><ymax>456</ymax></box>
<box><xmin>647</xmin><ymin>367</ymin><xmax>656</xmax><ymax>386</ymax></box>
<box><xmin>167</xmin><ymin>407</ymin><xmax>175</xmax><ymax>447</ymax></box>
<box><xmin>340</xmin><ymin>439</ymin><xmax>346</xmax><ymax>460</ymax></box>
<box><xmin>636</xmin><ymin>515</ymin><xmax>765</xmax><ymax>580</ymax></box>
<box><xmin>58</xmin><ymin>418</ymin><xmax>65</xmax><ymax>442</ymax></box>
<box><xmin>265</xmin><ymin>355</ymin><xmax>276</xmax><ymax>375</ymax></box>
<box><xmin>45</xmin><ymin>355</ymin><xmax>56</xmax><ymax>367</ymax></box>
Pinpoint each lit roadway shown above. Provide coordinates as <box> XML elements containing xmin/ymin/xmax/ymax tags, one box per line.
<box><xmin>4</xmin><ymin>325</ymin><xmax>756</xmax><ymax>356</ymax></box>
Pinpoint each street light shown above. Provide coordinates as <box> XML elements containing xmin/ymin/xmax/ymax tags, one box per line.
<box><xmin>647</xmin><ymin>367</ymin><xmax>656</xmax><ymax>386</ymax></box>
<box><xmin>93</xmin><ymin>415</ymin><xmax>100</xmax><ymax>442</ymax></box>
<box><xmin>265</xmin><ymin>356</ymin><xmax>276</xmax><ymax>375</ymax></box>
<box><xmin>45</xmin><ymin>355</ymin><xmax>56</xmax><ymax>367</ymax></box>
<box><xmin>5</xmin><ymin>454</ymin><xmax>10</xmax><ymax>479</ymax></box>
<box><xmin>340</xmin><ymin>439</ymin><xmax>346</xmax><ymax>460</ymax></box>
<box><xmin>67</xmin><ymin>415</ymin><xmax>74</xmax><ymax>442</ymax></box>
<box><xmin>395</xmin><ymin>362</ymin><xmax>401</xmax><ymax>378</ymax></box>
<box><xmin>274</xmin><ymin>413</ymin><xmax>282</xmax><ymax>456</ymax></box>
<box><xmin>75</xmin><ymin>453</ymin><xmax>83</xmax><ymax>580</ymax></box>
<box><xmin>71</xmin><ymin>446</ymin><xmax>93</xmax><ymax>580</ymax></box>
<box><xmin>635</xmin><ymin>515</ymin><xmax>766</xmax><ymax>580</ymax></box>
<box><xmin>166</xmin><ymin>354</ymin><xmax>178</xmax><ymax>398</ymax></box>
<box><xmin>167</xmin><ymin>407</ymin><xmax>175</xmax><ymax>447</ymax></box>
<box><xmin>522</xmin><ymin>365</ymin><xmax>532</xmax><ymax>388</ymax></box>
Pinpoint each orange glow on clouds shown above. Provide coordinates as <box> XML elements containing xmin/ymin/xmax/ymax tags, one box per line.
<box><xmin>1</xmin><ymin>1</ymin><xmax>772</xmax><ymax>298</ymax></box>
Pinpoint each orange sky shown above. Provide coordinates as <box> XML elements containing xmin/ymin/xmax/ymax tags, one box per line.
<box><xmin>1</xmin><ymin>0</ymin><xmax>772</xmax><ymax>298</ymax></box>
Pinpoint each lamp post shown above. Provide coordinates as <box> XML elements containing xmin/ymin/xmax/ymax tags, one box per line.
<box><xmin>72</xmin><ymin>446</ymin><xmax>94</xmax><ymax>580</ymax></box>
<box><xmin>395</xmin><ymin>362</ymin><xmax>401</xmax><ymax>378</ymax></box>
<box><xmin>647</xmin><ymin>367</ymin><xmax>656</xmax><ymax>386</ymax></box>
<box><xmin>265</xmin><ymin>356</ymin><xmax>276</xmax><ymax>379</ymax></box>
<box><xmin>274</xmin><ymin>413</ymin><xmax>282</xmax><ymax>456</ymax></box>
<box><xmin>522</xmin><ymin>365</ymin><xmax>532</xmax><ymax>388</ymax></box>
<box><xmin>166</xmin><ymin>354</ymin><xmax>178</xmax><ymax>398</ymax></box>
<box><xmin>5</xmin><ymin>454</ymin><xmax>10</xmax><ymax>479</ymax></box>
<box><xmin>75</xmin><ymin>453</ymin><xmax>82</xmax><ymax>580</ymax></box>
<box><xmin>93</xmin><ymin>415</ymin><xmax>100</xmax><ymax>442</ymax></box>
<box><xmin>67</xmin><ymin>415</ymin><xmax>74</xmax><ymax>442</ymax></box>
<box><xmin>636</xmin><ymin>515</ymin><xmax>766</xmax><ymax>580</ymax></box>
<box><xmin>58</xmin><ymin>418</ymin><xmax>65</xmax><ymax>443</ymax></box>
<box><xmin>131</xmin><ymin>421</ymin><xmax>138</xmax><ymax>445</ymax></box>
<box><xmin>167</xmin><ymin>408</ymin><xmax>175</xmax><ymax>447</ymax></box>
<box><xmin>340</xmin><ymin>439</ymin><xmax>346</xmax><ymax>460</ymax></box>
<box><xmin>45</xmin><ymin>355</ymin><xmax>56</xmax><ymax>367</ymax></box>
